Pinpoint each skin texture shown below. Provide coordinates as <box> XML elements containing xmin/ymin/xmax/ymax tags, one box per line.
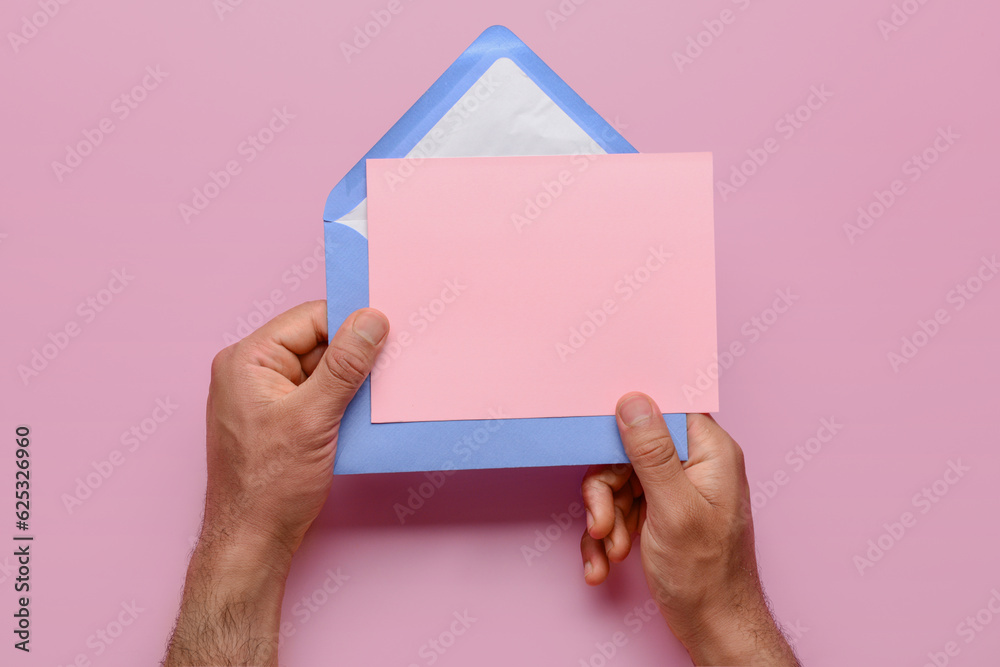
<box><xmin>580</xmin><ymin>393</ymin><xmax>800</xmax><ymax>666</ymax></box>
<box><xmin>163</xmin><ymin>301</ymin><xmax>389</xmax><ymax>666</ymax></box>
<box><xmin>164</xmin><ymin>301</ymin><xmax>798</xmax><ymax>666</ymax></box>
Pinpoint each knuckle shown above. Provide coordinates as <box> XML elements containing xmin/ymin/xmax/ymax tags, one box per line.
<box><xmin>686</xmin><ymin>413</ymin><xmax>714</xmax><ymax>442</ymax></box>
<box><xmin>582</xmin><ymin>473</ymin><xmax>610</xmax><ymax>495</ymax></box>
<box><xmin>613</xmin><ymin>504</ymin><xmax>626</xmax><ymax>525</ymax></box>
<box><xmin>325</xmin><ymin>345</ymin><xmax>372</xmax><ymax>387</ymax></box>
<box><xmin>689</xmin><ymin>413</ymin><xmax>732</xmax><ymax>450</ymax></box>
<box><xmin>729</xmin><ymin>440</ymin><xmax>747</xmax><ymax>471</ymax></box>
<box><xmin>609</xmin><ymin>462</ymin><xmax>632</xmax><ymax>477</ymax></box>
<box><xmin>210</xmin><ymin>345</ymin><xmax>236</xmax><ymax>379</ymax></box>
<box><xmin>612</xmin><ymin>488</ymin><xmax>632</xmax><ymax>514</ymax></box>
<box><xmin>628</xmin><ymin>431</ymin><xmax>677</xmax><ymax>469</ymax></box>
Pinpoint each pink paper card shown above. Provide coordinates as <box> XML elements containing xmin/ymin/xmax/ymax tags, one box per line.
<box><xmin>366</xmin><ymin>152</ymin><xmax>717</xmax><ymax>423</ymax></box>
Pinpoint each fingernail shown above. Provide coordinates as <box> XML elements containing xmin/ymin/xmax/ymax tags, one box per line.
<box><xmin>619</xmin><ymin>395</ymin><xmax>653</xmax><ymax>427</ymax></box>
<box><xmin>604</xmin><ymin>535</ymin><xmax>614</xmax><ymax>554</ymax></box>
<box><xmin>353</xmin><ymin>311</ymin><xmax>388</xmax><ymax>345</ymax></box>
<box><xmin>586</xmin><ymin>509</ymin><xmax>594</xmax><ymax>533</ymax></box>
<box><xmin>584</xmin><ymin>561</ymin><xmax>593</xmax><ymax>578</ymax></box>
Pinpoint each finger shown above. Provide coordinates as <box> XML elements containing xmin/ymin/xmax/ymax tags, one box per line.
<box><xmin>685</xmin><ymin>412</ymin><xmax>736</xmax><ymax>465</ymax></box>
<box><xmin>299</xmin><ymin>343</ymin><xmax>328</xmax><ymax>378</ymax></box>
<box><xmin>604</xmin><ymin>505</ymin><xmax>633</xmax><ymax>563</ymax></box>
<box><xmin>581</xmin><ymin>531</ymin><xmax>610</xmax><ymax>586</ymax></box>
<box><xmin>612</xmin><ymin>485</ymin><xmax>634</xmax><ymax>522</ymax></box>
<box><xmin>581</xmin><ymin>464</ymin><xmax>633</xmax><ymax>540</ymax></box>
<box><xmin>249</xmin><ymin>300</ymin><xmax>329</xmax><ymax>354</ymax></box>
<box><xmin>604</xmin><ymin>487</ymin><xmax>634</xmax><ymax>561</ymax></box>
<box><xmin>233</xmin><ymin>300</ymin><xmax>329</xmax><ymax>384</ymax></box>
<box><xmin>616</xmin><ymin>393</ymin><xmax>694</xmax><ymax>516</ymax></box>
<box><xmin>629</xmin><ymin>472</ymin><xmax>644</xmax><ymax>499</ymax></box>
<box><xmin>685</xmin><ymin>413</ymin><xmax>748</xmax><ymax>504</ymax></box>
<box><xmin>287</xmin><ymin>308</ymin><xmax>389</xmax><ymax>424</ymax></box>
<box><xmin>624</xmin><ymin>499</ymin><xmax>641</xmax><ymax>537</ymax></box>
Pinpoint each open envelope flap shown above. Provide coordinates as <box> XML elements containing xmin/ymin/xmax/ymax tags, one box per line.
<box><xmin>323</xmin><ymin>25</ymin><xmax>634</xmax><ymax>226</ymax></box>
<box><xmin>324</xmin><ymin>25</ymin><xmax>689</xmax><ymax>473</ymax></box>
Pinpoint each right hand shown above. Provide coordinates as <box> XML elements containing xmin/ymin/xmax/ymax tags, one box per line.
<box><xmin>580</xmin><ymin>393</ymin><xmax>799</xmax><ymax>665</ymax></box>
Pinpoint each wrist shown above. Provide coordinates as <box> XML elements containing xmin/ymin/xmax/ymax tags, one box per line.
<box><xmin>670</xmin><ymin>591</ymin><xmax>794</xmax><ymax>666</ymax></box>
<box><xmin>164</xmin><ymin>521</ymin><xmax>294</xmax><ymax>666</ymax></box>
<box><xmin>195</xmin><ymin>519</ymin><xmax>295</xmax><ymax>588</ymax></box>
<box><xmin>682</xmin><ymin>602</ymin><xmax>767</xmax><ymax>664</ymax></box>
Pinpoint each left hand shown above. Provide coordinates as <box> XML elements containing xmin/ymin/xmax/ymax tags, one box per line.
<box><xmin>202</xmin><ymin>300</ymin><xmax>389</xmax><ymax>558</ymax></box>
<box><xmin>165</xmin><ymin>301</ymin><xmax>389</xmax><ymax>667</ymax></box>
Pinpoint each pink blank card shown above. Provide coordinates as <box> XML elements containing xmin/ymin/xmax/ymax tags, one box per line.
<box><xmin>366</xmin><ymin>152</ymin><xmax>718</xmax><ymax>423</ymax></box>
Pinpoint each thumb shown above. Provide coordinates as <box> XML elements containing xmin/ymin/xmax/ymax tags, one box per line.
<box><xmin>616</xmin><ymin>393</ymin><xmax>692</xmax><ymax>514</ymax></box>
<box><xmin>296</xmin><ymin>308</ymin><xmax>389</xmax><ymax>421</ymax></box>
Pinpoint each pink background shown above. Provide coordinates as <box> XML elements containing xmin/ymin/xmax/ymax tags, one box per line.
<box><xmin>2</xmin><ymin>1</ymin><xmax>998</xmax><ymax>665</ymax></box>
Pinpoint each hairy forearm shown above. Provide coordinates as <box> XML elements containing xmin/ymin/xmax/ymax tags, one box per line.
<box><xmin>686</xmin><ymin>613</ymin><xmax>800</xmax><ymax>666</ymax></box>
<box><xmin>681</xmin><ymin>592</ymin><xmax>800</xmax><ymax>667</ymax></box>
<box><xmin>163</xmin><ymin>523</ymin><xmax>292</xmax><ymax>667</ymax></box>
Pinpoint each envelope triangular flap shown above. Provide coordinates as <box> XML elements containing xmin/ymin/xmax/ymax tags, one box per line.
<box><xmin>324</xmin><ymin>26</ymin><xmax>635</xmax><ymax>232</ymax></box>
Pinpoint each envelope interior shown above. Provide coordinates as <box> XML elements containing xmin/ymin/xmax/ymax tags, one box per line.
<box><xmin>335</xmin><ymin>57</ymin><xmax>608</xmax><ymax>237</ymax></box>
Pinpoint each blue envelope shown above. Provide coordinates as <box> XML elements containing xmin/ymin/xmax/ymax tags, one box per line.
<box><xmin>325</xmin><ymin>25</ymin><xmax>688</xmax><ymax>474</ymax></box>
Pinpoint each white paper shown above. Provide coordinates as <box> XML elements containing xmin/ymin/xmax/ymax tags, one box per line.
<box><xmin>337</xmin><ymin>57</ymin><xmax>607</xmax><ymax>237</ymax></box>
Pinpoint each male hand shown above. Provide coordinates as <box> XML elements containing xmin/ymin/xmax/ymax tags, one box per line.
<box><xmin>164</xmin><ymin>301</ymin><xmax>388</xmax><ymax>667</ymax></box>
<box><xmin>580</xmin><ymin>393</ymin><xmax>799</xmax><ymax>666</ymax></box>
<box><xmin>201</xmin><ymin>301</ymin><xmax>388</xmax><ymax>555</ymax></box>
